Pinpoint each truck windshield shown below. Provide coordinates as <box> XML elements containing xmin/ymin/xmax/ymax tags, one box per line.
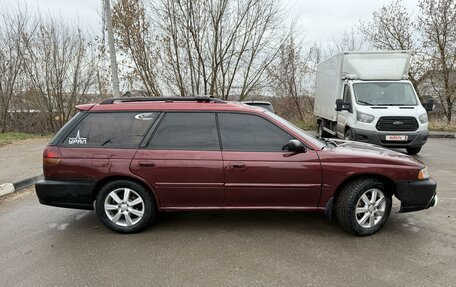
<box><xmin>353</xmin><ymin>82</ymin><xmax>418</xmax><ymax>106</ymax></box>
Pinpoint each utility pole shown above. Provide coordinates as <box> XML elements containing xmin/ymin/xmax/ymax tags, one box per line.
<box><xmin>104</xmin><ymin>0</ymin><xmax>120</xmax><ymax>97</ymax></box>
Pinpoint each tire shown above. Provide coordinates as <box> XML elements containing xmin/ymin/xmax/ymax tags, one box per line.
<box><xmin>95</xmin><ymin>180</ymin><xmax>157</xmax><ymax>233</ymax></box>
<box><xmin>335</xmin><ymin>177</ymin><xmax>392</xmax><ymax>236</ymax></box>
<box><xmin>318</xmin><ymin>120</ymin><xmax>332</xmax><ymax>138</ymax></box>
<box><xmin>406</xmin><ymin>147</ymin><xmax>421</xmax><ymax>155</ymax></box>
<box><xmin>344</xmin><ymin>128</ymin><xmax>352</xmax><ymax>140</ymax></box>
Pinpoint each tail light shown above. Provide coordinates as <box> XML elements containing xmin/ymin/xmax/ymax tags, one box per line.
<box><xmin>43</xmin><ymin>146</ymin><xmax>62</xmax><ymax>166</ymax></box>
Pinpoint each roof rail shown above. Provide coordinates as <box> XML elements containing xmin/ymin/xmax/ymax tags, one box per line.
<box><xmin>100</xmin><ymin>96</ymin><xmax>225</xmax><ymax>105</ymax></box>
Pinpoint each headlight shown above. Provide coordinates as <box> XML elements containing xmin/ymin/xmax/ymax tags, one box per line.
<box><xmin>418</xmin><ymin>167</ymin><xmax>429</xmax><ymax>180</ymax></box>
<box><xmin>356</xmin><ymin>111</ymin><xmax>374</xmax><ymax>123</ymax></box>
<box><xmin>419</xmin><ymin>113</ymin><xmax>428</xmax><ymax>124</ymax></box>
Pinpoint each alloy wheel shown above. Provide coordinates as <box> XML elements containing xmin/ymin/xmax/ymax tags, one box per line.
<box><xmin>104</xmin><ymin>188</ymin><xmax>145</xmax><ymax>227</ymax></box>
<box><xmin>355</xmin><ymin>188</ymin><xmax>386</xmax><ymax>228</ymax></box>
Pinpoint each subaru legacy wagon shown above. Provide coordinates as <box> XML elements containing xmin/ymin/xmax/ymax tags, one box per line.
<box><xmin>35</xmin><ymin>97</ymin><xmax>437</xmax><ymax>236</ymax></box>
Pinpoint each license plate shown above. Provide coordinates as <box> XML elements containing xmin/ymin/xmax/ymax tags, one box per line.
<box><xmin>385</xmin><ymin>135</ymin><xmax>408</xmax><ymax>141</ymax></box>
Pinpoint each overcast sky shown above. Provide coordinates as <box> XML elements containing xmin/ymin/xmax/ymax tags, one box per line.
<box><xmin>1</xmin><ymin>0</ymin><xmax>419</xmax><ymax>44</ymax></box>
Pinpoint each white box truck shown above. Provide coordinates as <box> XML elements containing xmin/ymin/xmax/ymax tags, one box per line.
<box><xmin>314</xmin><ymin>51</ymin><xmax>434</xmax><ymax>155</ymax></box>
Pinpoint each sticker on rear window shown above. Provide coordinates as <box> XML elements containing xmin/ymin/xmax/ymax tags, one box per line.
<box><xmin>135</xmin><ymin>113</ymin><xmax>155</xmax><ymax>120</ymax></box>
<box><xmin>68</xmin><ymin>130</ymin><xmax>87</xmax><ymax>144</ymax></box>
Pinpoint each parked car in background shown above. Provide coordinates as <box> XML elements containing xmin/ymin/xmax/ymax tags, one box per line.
<box><xmin>314</xmin><ymin>51</ymin><xmax>435</xmax><ymax>155</ymax></box>
<box><xmin>35</xmin><ymin>97</ymin><xmax>437</xmax><ymax>236</ymax></box>
<box><xmin>242</xmin><ymin>101</ymin><xmax>275</xmax><ymax>113</ymax></box>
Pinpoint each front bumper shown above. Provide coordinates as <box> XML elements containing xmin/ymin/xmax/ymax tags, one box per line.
<box><xmin>395</xmin><ymin>178</ymin><xmax>437</xmax><ymax>212</ymax></box>
<box><xmin>350</xmin><ymin>128</ymin><xmax>429</xmax><ymax>148</ymax></box>
<box><xmin>35</xmin><ymin>178</ymin><xmax>95</xmax><ymax>210</ymax></box>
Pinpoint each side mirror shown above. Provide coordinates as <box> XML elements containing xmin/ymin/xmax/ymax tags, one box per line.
<box><xmin>335</xmin><ymin>99</ymin><xmax>351</xmax><ymax>112</ymax></box>
<box><xmin>287</xmin><ymin>139</ymin><xmax>306</xmax><ymax>154</ymax></box>
<box><xmin>422</xmin><ymin>98</ymin><xmax>435</xmax><ymax>112</ymax></box>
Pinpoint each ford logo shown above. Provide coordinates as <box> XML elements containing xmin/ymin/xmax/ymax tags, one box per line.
<box><xmin>393</xmin><ymin>121</ymin><xmax>404</xmax><ymax>126</ymax></box>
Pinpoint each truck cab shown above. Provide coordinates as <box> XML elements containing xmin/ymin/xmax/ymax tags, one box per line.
<box><xmin>314</xmin><ymin>51</ymin><xmax>434</xmax><ymax>155</ymax></box>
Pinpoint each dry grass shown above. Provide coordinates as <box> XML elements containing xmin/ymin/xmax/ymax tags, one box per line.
<box><xmin>429</xmin><ymin>119</ymin><xmax>456</xmax><ymax>132</ymax></box>
<box><xmin>0</xmin><ymin>132</ymin><xmax>50</xmax><ymax>147</ymax></box>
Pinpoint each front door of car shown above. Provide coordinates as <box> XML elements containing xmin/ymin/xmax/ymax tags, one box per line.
<box><xmin>337</xmin><ymin>84</ymin><xmax>353</xmax><ymax>137</ymax></box>
<box><xmin>218</xmin><ymin>113</ymin><xmax>322</xmax><ymax>208</ymax></box>
<box><xmin>130</xmin><ymin>112</ymin><xmax>224</xmax><ymax>208</ymax></box>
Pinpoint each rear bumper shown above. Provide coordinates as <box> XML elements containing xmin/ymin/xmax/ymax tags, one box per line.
<box><xmin>35</xmin><ymin>179</ymin><xmax>95</xmax><ymax>210</ymax></box>
<box><xmin>395</xmin><ymin>178</ymin><xmax>437</xmax><ymax>212</ymax></box>
<box><xmin>350</xmin><ymin>128</ymin><xmax>428</xmax><ymax>148</ymax></box>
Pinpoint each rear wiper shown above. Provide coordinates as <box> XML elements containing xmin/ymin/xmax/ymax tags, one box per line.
<box><xmin>101</xmin><ymin>138</ymin><xmax>113</xmax><ymax>146</ymax></box>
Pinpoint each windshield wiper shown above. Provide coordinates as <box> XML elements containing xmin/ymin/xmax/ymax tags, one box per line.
<box><xmin>319</xmin><ymin>138</ymin><xmax>337</xmax><ymax>149</ymax></box>
<box><xmin>358</xmin><ymin>100</ymin><xmax>373</xmax><ymax>106</ymax></box>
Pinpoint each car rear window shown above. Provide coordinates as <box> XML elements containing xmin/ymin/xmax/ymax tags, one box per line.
<box><xmin>62</xmin><ymin>112</ymin><xmax>158</xmax><ymax>147</ymax></box>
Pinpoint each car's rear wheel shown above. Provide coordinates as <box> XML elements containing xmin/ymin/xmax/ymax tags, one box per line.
<box><xmin>96</xmin><ymin>180</ymin><xmax>156</xmax><ymax>233</ymax></box>
<box><xmin>406</xmin><ymin>147</ymin><xmax>421</xmax><ymax>155</ymax></box>
<box><xmin>335</xmin><ymin>178</ymin><xmax>392</xmax><ymax>236</ymax></box>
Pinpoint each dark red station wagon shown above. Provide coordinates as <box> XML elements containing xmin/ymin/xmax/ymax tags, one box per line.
<box><xmin>35</xmin><ymin>97</ymin><xmax>437</xmax><ymax>235</ymax></box>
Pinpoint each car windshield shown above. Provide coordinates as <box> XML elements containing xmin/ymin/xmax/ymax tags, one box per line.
<box><xmin>353</xmin><ymin>82</ymin><xmax>418</xmax><ymax>106</ymax></box>
<box><xmin>265</xmin><ymin>111</ymin><xmax>325</xmax><ymax>149</ymax></box>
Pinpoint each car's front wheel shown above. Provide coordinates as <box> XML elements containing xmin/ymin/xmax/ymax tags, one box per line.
<box><xmin>318</xmin><ymin>120</ymin><xmax>332</xmax><ymax>138</ymax></box>
<box><xmin>96</xmin><ymin>180</ymin><xmax>157</xmax><ymax>233</ymax></box>
<box><xmin>335</xmin><ymin>177</ymin><xmax>392</xmax><ymax>236</ymax></box>
<box><xmin>406</xmin><ymin>147</ymin><xmax>421</xmax><ymax>155</ymax></box>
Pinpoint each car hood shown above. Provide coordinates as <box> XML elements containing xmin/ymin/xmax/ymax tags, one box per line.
<box><xmin>321</xmin><ymin>139</ymin><xmax>424</xmax><ymax>168</ymax></box>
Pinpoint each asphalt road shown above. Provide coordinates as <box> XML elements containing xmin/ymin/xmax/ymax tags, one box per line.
<box><xmin>0</xmin><ymin>139</ymin><xmax>455</xmax><ymax>287</ymax></box>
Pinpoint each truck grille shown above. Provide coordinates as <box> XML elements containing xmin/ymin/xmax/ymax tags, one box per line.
<box><xmin>376</xmin><ymin>117</ymin><xmax>418</xmax><ymax>131</ymax></box>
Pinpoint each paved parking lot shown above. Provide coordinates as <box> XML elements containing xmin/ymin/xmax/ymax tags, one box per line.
<box><xmin>0</xmin><ymin>138</ymin><xmax>455</xmax><ymax>286</ymax></box>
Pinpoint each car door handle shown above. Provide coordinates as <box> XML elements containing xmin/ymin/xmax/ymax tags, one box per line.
<box><xmin>138</xmin><ymin>161</ymin><xmax>156</xmax><ymax>167</ymax></box>
<box><xmin>229</xmin><ymin>162</ymin><xmax>246</xmax><ymax>169</ymax></box>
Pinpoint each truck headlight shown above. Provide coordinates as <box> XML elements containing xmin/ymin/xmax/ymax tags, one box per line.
<box><xmin>418</xmin><ymin>167</ymin><xmax>429</xmax><ymax>180</ymax></box>
<box><xmin>356</xmin><ymin>111</ymin><xmax>374</xmax><ymax>123</ymax></box>
<box><xmin>419</xmin><ymin>113</ymin><xmax>428</xmax><ymax>124</ymax></box>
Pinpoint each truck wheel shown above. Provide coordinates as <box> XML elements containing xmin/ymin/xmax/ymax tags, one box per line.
<box><xmin>335</xmin><ymin>178</ymin><xmax>392</xmax><ymax>236</ymax></box>
<box><xmin>96</xmin><ymin>180</ymin><xmax>157</xmax><ymax>233</ymax></box>
<box><xmin>318</xmin><ymin>121</ymin><xmax>331</xmax><ymax>138</ymax></box>
<box><xmin>406</xmin><ymin>147</ymin><xmax>421</xmax><ymax>155</ymax></box>
<box><xmin>344</xmin><ymin>128</ymin><xmax>352</xmax><ymax>140</ymax></box>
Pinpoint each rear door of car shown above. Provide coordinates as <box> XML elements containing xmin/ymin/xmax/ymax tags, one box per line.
<box><xmin>130</xmin><ymin>112</ymin><xmax>224</xmax><ymax>209</ymax></box>
<box><xmin>218</xmin><ymin>112</ymin><xmax>322</xmax><ymax>208</ymax></box>
<box><xmin>54</xmin><ymin>111</ymin><xmax>156</xmax><ymax>188</ymax></box>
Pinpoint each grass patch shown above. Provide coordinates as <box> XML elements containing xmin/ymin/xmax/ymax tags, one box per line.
<box><xmin>429</xmin><ymin>120</ymin><xmax>456</xmax><ymax>132</ymax></box>
<box><xmin>0</xmin><ymin>132</ymin><xmax>50</xmax><ymax>147</ymax></box>
<box><xmin>292</xmin><ymin>119</ymin><xmax>317</xmax><ymax>131</ymax></box>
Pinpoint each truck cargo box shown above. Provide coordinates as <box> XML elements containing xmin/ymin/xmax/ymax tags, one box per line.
<box><xmin>314</xmin><ymin>51</ymin><xmax>412</xmax><ymax>121</ymax></box>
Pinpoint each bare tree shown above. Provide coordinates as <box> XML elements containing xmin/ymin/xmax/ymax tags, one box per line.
<box><xmin>23</xmin><ymin>17</ymin><xmax>98</xmax><ymax>130</ymax></box>
<box><xmin>268</xmin><ymin>32</ymin><xmax>308</xmax><ymax>121</ymax></box>
<box><xmin>419</xmin><ymin>0</ymin><xmax>456</xmax><ymax>123</ymax></box>
<box><xmin>358</xmin><ymin>0</ymin><xmax>425</xmax><ymax>97</ymax></box>
<box><xmin>0</xmin><ymin>7</ymin><xmax>32</xmax><ymax>133</ymax></box>
<box><xmin>112</xmin><ymin>0</ymin><xmax>286</xmax><ymax>99</ymax></box>
<box><xmin>359</xmin><ymin>0</ymin><xmax>415</xmax><ymax>51</ymax></box>
<box><xmin>112</xmin><ymin>0</ymin><xmax>162</xmax><ymax>96</ymax></box>
<box><xmin>331</xmin><ymin>28</ymin><xmax>366</xmax><ymax>53</ymax></box>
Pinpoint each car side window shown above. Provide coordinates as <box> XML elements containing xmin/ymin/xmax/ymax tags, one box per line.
<box><xmin>218</xmin><ymin>113</ymin><xmax>293</xmax><ymax>152</ymax></box>
<box><xmin>148</xmin><ymin>112</ymin><xmax>219</xmax><ymax>150</ymax></box>
<box><xmin>62</xmin><ymin>112</ymin><xmax>158</xmax><ymax>147</ymax></box>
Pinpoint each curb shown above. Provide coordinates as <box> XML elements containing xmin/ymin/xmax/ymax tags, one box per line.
<box><xmin>428</xmin><ymin>133</ymin><xmax>456</xmax><ymax>139</ymax></box>
<box><xmin>0</xmin><ymin>174</ymin><xmax>43</xmax><ymax>198</ymax></box>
